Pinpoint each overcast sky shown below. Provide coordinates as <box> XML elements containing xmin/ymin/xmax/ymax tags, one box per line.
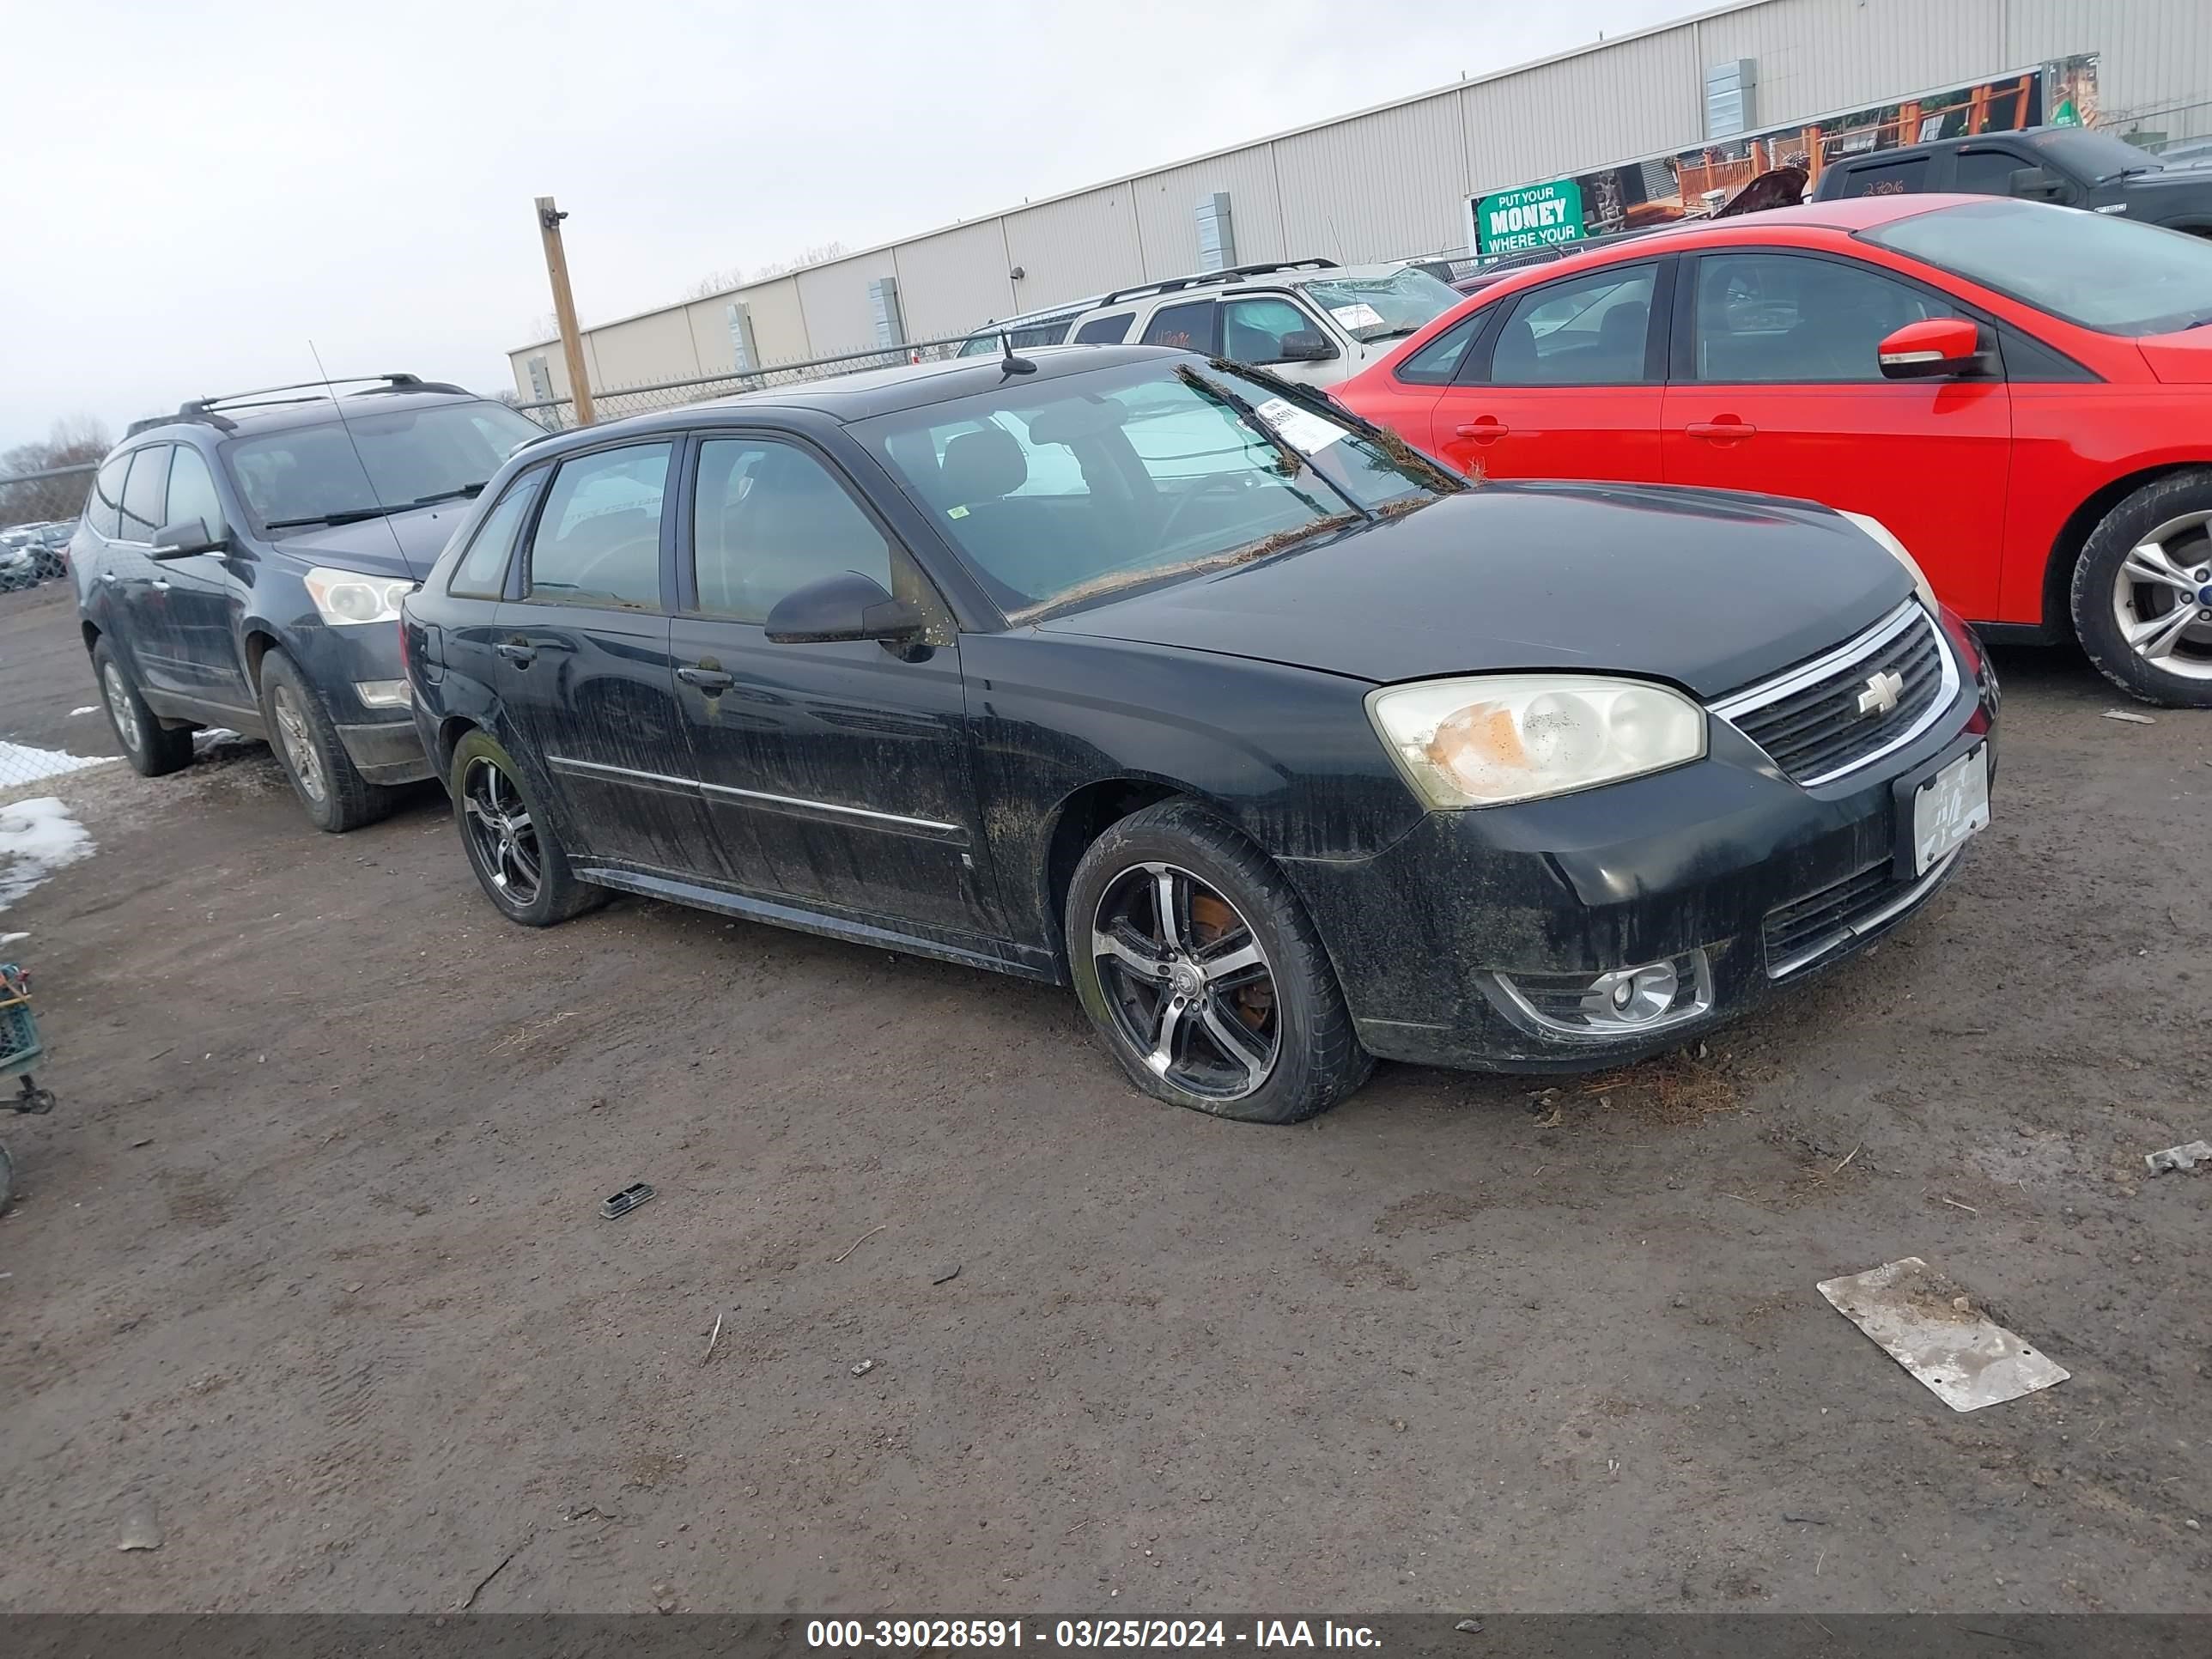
<box><xmin>2</xmin><ymin>0</ymin><xmax>1693</xmax><ymax>453</ymax></box>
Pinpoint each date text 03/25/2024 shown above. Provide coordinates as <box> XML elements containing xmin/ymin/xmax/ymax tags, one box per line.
<box><xmin>806</xmin><ymin>1620</ymin><xmax>1384</xmax><ymax>1650</ymax></box>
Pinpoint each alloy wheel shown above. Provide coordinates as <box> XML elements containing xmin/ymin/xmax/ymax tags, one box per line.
<box><xmin>102</xmin><ymin>663</ymin><xmax>142</xmax><ymax>754</ymax></box>
<box><xmin>2110</xmin><ymin>510</ymin><xmax>2212</xmax><ymax>681</ymax></box>
<box><xmin>270</xmin><ymin>684</ymin><xmax>328</xmax><ymax>802</ymax></box>
<box><xmin>1091</xmin><ymin>861</ymin><xmax>1279</xmax><ymax>1102</ymax></box>
<box><xmin>462</xmin><ymin>757</ymin><xmax>543</xmax><ymax>907</ymax></box>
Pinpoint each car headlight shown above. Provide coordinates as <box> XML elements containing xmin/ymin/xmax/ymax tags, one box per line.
<box><xmin>1366</xmin><ymin>675</ymin><xmax>1706</xmax><ymax>809</ymax></box>
<box><xmin>1838</xmin><ymin>510</ymin><xmax>1939</xmax><ymax>612</ymax></box>
<box><xmin>304</xmin><ymin>566</ymin><xmax>414</xmax><ymax>626</ymax></box>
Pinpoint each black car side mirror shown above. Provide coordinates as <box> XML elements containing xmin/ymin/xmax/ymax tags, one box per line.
<box><xmin>1275</xmin><ymin>331</ymin><xmax>1340</xmax><ymax>362</ymax></box>
<box><xmin>764</xmin><ymin>572</ymin><xmax>925</xmax><ymax>647</ymax></box>
<box><xmin>2007</xmin><ymin>165</ymin><xmax>2070</xmax><ymax>204</ymax></box>
<box><xmin>150</xmin><ymin>518</ymin><xmax>228</xmax><ymax>559</ymax></box>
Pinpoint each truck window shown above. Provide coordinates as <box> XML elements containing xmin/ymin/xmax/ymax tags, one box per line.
<box><xmin>1952</xmin><ymin>148</ymin><xmax>2028</xmax><ymax>195</ymax></box>
<box><xmin>1836</xmin><ymin>155</ymin><xmax>1932</xmax><ymax>198</ymax></box>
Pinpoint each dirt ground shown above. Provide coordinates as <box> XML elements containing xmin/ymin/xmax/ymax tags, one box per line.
<box><xmin>0</xmin><ymin>575</ymin><xmax>2206</xmax><ymax>1615</ymax></box>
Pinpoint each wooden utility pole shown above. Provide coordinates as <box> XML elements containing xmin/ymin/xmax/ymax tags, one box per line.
<box><xmin>534</xmin><ymin>196</ymin><xmax>595</xmax><ymax>427</ymax></box>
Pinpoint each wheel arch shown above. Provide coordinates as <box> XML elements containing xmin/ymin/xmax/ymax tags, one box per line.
<box><xmin>241</xmin><ymin>627</ymin><xmax>283</xmax><ymax>691</ymax></box>
<box><xmin>2044</xmin><ymin>461</ymin><xmax>2212</xmax><ymax>641</ymax></box>
<box><xmin>434</xmin><ymin>715</ymin><xmax>482</xmax><ymax>781</ymax></box>
<box><xmin>1037</xmin><ymin>777</ymin><xmax>1231</xmax><ymax>977</ymax></box>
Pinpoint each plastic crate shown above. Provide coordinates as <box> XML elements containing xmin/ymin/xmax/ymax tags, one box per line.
<box><xmin>0</xmin><ymin>966</ymin><xmax>42</xmax><ymax>1073</ymax></box>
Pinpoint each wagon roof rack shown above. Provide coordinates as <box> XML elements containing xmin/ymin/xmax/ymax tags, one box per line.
<box><xmin>1091</xmin><ymin>258</ymin><xmax>1341</xmax><ymax>310</ymax></box>
<box><xmin>179</xmin><ymin>373</ymin><xmax>469</xmax><ymax>420</ymax></box>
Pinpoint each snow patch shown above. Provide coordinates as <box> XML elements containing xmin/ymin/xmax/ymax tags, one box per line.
<box><xmin>0</xmin><ymin>797</ymin><xmax>96</xmax><ymax>910</ymax></box>
<box><xmin>0</xmin><ymin>739</ymin><xmax>114</xmax><ymax>784</ymax></box>
<box><xmin>69</xmin><ymin>707</ymin><xmax>99</xmax><ymax>718</ymax></box>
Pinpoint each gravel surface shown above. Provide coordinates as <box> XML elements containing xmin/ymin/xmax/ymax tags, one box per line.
<box><xmin>0</xmin><ymin>580</ymin><xmax>2205</xmax><ymax>1613</ymax></box>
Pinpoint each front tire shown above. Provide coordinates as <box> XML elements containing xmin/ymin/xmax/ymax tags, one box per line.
<box><xmin>2070</xmin><ymin>470</ymin><xmax>2212</xmax><ymax>707</ymax></box>
<box><xmin>449</xmin><ymin>730</ymin><xmax>604</xmax><ymax>927</ymax></box>
<box><xmin>258</xmin><ymin>649</ymin><xmax>398</xmax><ymax>833</ymax></box>
<box><xmin>1065</xmin><ymin>799</ymin><xmax>1371</xmax><ymax>1124</ymax></box>
<box><xmin>91</xmin><ymin>640</ymin><xmax>193</xmax><ymax>777</ymax></box>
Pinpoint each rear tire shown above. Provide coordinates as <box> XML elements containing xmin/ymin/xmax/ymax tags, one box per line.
<box><xmin>2070</xmin><ymin>469</ymin><xmax>2212</xmax><ymax>708</ymax></box>
<box><xmin>91</xmin><ymin>640</ymin><xmax>193</xmax><ymax>777</ymax></box>
<box><xmin>258</xmin><ymin>649</ymin><xmax>398</xmax><ymax>833</ymax></box>
<box><xmin>449</xmin><ymin>729</ymin><xmax>604</xmax><ymax>927</ymax></box>
<box><xmin>1065</xmin><ymin>799</ymin><xmax>1371</xmax><ymax>1124</ymax></box>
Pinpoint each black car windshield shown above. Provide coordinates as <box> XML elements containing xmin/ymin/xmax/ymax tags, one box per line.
<box><xmin>223</xmin><ymin>401</ymin><xmax>544</xmax><ymax>532</ymax></box>
<box><xmin>1862</xmin><ymin>199</ymin><xmax>2212</xmax><ymax>336</ymax></box>
<box><xmin>857</xmin><ymin>357</ymin><xmax>1452</xmax><ymax>620</ymax></box>
<box><xmin>1296</xmin><ymin>268</ymin><xmax>1460</xmax><ymax>342</ymax></box>
<box><xmin>2026</xmin><ymin>126</ymin><xmax>2163</xmax><ymax>181</ymax></box>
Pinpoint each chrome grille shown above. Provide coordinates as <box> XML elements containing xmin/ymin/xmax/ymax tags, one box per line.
<box><xmin>1712</xmin><ymin>602</ymin><xmax>1955</xmax><ymax>787</ymax></box>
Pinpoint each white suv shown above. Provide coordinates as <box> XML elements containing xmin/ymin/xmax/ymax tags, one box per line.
<box><xmin>955</xmin><ymin>259</ymin><xmax>1460</xmax><ymax>388</ymax></box>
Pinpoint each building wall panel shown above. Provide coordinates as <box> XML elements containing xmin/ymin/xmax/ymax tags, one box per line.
<box><xmin>890</xmin><ymin>222</ymin><xmax>1018</xmax><ymax>343</ymax></box>
<box><xmin>794</xmin><ymin>250</ymin><xmax>901</xmax><ymax>358</ymax></box>
<box><xmin>1460</xmin><ymin>25</ymin><xmax>1705</xmax><ymax>194</ymax></box>
<box><xmin>2008</xmin><ymin>0</ymin><xmax>2212</xmax><ymax>131</ymax></box>
<box><xmin>581</xmin><ymin>307</ymin><xmax>701</xmax><ymax>391</ymax></box>
<box><xmin>1002</xmin><ymin>189</ymin><xmax>1147</xmax><ymax>318</ymax></box>
<box><xmin>1276</xmin><ymin>94</ymin><xmax>1469</xmax><ymax>261</ymax></box>
<box><xmin>1129</xmin><ymin>144</ymin><xmax>1284</xmax><ymax>279</ymax></box>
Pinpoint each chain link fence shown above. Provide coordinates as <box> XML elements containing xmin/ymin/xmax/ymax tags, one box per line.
<box><xmin>513</xmin><ymin>332</ymin><xmax>977</xmax><ymax>431</ymax></box>
<box><xmin>2095</xmin><ymin>96</ymin><xmax>2212</xmax><ymax>155</ymax></box>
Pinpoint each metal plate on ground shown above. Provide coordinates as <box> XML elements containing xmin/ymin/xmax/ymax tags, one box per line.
<box><xmin>1817</xmin><ymin>1256</ymin><xmax>2067</xmax><ymax>1412</ymax></box>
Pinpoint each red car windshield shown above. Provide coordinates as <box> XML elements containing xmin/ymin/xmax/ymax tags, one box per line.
<box><xmin>1863</xmin><ymin>199</ymin><xmax>2212</xmax><ymax>337</ymax></box>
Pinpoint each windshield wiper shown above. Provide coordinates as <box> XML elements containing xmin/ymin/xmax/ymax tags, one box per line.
<box><xmin>409</xmin><ymin>483</ymin><xmax>489</xmax><ymax>507</ymax></box>
<box><xmin>264</xmin><ymin>506</ymin><xmax>399</xmax><ymax>529</ymax></box>
<box><xmin>1364</xmin><ymin>325</ymin><xmax>1422</xmax><ymax>343</ymax></box>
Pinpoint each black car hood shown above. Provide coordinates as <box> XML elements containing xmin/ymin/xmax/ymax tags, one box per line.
<box><xmin>1035</xmin><ymin>483</ymin><xmax>1911</xmax><ymax>700</ymax></box>
<box><xmin>268</xmin><ymin>501</ymin><xmax>469</xmax><ymax>580</ymax></box>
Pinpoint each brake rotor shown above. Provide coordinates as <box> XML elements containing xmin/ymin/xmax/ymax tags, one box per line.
<box><xmin>1189</xmin><ymin>890</ymin><xmax>1272</xmax><ymax>1031</ymax></box>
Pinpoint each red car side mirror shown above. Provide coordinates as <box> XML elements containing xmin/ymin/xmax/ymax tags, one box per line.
<box><xmin>1877</xmin><ymin>317</ymin><xmax>1988</xmax><ymax>380</ymax></box>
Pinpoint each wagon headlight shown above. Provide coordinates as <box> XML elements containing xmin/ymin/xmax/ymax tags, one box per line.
<box><xmin>304</xmin><ymin>566</ymin><xmax>414</xmax><ymax>626</ymax></box>
<box><xmin>1838</xmin><ymin>510</ymin><xmax>1939</xmax><ymax>612</ymax></box>
<box><xmin>1366</xmin><ymin>675</ymin><xmax>1705</xmax><ymax>809</ymax></box>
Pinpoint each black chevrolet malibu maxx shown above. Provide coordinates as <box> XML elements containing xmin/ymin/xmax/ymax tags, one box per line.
<box><xmin>403</xmin><ymin>345</ymin><xmax>1996</xmax><ymax>1123</ymax></box>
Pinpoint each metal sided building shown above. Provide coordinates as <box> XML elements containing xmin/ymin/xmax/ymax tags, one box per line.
<box><xmin>508</xmin><ymin>0</ymin><xmax>2212</xmax><ymax>403</ymax></box>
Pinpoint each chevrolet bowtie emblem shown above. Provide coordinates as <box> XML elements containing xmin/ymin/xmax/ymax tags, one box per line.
<box><xmin>1856</xmin><ymin>669</ymin><xmax>1905</xmax><ymax>718</ymax></box>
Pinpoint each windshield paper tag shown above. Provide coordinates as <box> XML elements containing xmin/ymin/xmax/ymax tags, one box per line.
<box><xmin>1326</xmin><ymin>302</ymin><xmax>1385</xmax><ymax>332</ymax></box>
<box><xmin>1255</xmin><ymin>397</ymin><xmax>1350</xmax><ymax>455</ymax></box>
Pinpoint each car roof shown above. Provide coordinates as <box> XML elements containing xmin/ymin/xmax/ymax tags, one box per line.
<box><xmin>122</xmin><ymin>389</ymin><xmax>489</xmax><ymax>445</ymax></box>
<box><xmin>691</xmin><ymin>343</ymin><xmax>1190</xmax><ymax>423</ymax></box>
<box><xmin>1476</xmin><ymin>194</ymin><xmax>1986</xmax><ymax>280</ymax></box>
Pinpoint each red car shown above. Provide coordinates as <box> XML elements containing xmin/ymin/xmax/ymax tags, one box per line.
<box><xmin>1340</xmin><ymin>195</ymin><xmax>2212</xmax><ymax>705</ymax></box>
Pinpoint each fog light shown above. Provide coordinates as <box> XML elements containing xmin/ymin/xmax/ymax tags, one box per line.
<box><xmin>1490</xmin><ymin>950</ymin><xmax>1713</xmax><ymax>1041</ymax></box>
<box><xmin>1583</xmin><ymin>960</ymin><xmax>1680</xmax><ymax>1026</ymax></box>
<box><xmin>355</xmin><ymin>679</ymin><xmax>411</xmax><ymax>708</ymax></box>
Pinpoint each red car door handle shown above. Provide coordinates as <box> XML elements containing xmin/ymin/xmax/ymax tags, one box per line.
<box><xmin>1686</xmin><ymin>420</ymin><xmax>1757</xmax><ymax>441</ymax></box>
<box><xmin>1454</xmin><ymin>418</ymin><xmax>1509</xmax><ymax>442</ymax></box>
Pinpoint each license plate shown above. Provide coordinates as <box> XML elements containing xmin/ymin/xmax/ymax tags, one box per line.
<box><xmin>1910</xmin><ymin>744</ymin><xmax>1990</xmax><ymax>875</ymax></box>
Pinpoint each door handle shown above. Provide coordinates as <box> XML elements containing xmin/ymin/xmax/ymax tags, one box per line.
<box><xmin>150</xmin><ymin>579</ymin><xmax>171</xmax><ymax>592</ymax></box>
<box><xmin>495</xmin><ymin>638</ymin><xmax>537</xmax><ymax>667</ymax></box>
<box><xmin>99</xmin><ymin>571</ymin><xmax>118</xmax><ymax>583</ymax></box>
<box><xmin>677</xmin><ymin>663</ymin><xmax>734</xmax><ymax>695</ymax></box>
<box><xmin>1686</xmin><ymin>420</ymin><xmax>1757</xmax><ymax>441</ymax></box>
<box><xmin>1454</xmin><ymin>418</ymin><xmax>1510</xmax><ymax>442</ymax></box>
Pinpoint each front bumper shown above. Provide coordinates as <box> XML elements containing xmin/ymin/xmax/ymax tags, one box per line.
<box><xmin>1283</xmin><ymin>617</ymin><xmax>2000</xmax><ymax>1073</ymax></box>
<box><xmin>288</xmin><ymin>621</ymin><xmax>434</xmax><ymax>785</ymax></box>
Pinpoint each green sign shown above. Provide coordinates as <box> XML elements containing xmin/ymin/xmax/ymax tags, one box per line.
<box><xmin>1474</xmin><ymin>179</ymin><xmax>1588</xmax><ymax>255</ymax></box>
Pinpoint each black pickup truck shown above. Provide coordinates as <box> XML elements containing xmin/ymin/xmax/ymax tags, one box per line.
<box><xmin>1808</xmin><ymin>124</ymin><xmax>2212</xmax><ymax>236</ymax></box>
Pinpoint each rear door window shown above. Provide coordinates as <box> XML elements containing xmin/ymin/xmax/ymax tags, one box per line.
<box><xmin>1488</xmin><ymin>265</ymin><xmax>1658</xmax><ymax>386</ymax></box>
<box><xmin>118</xmin><ymin>446</ymin><xmax>172</xmax><ymax>544</ymax></box>
<box><xmin>1834</xmin><ymin>155</ymin><xmax>1932</xmax><ymax>197</ymax></box>
<box><xmin>1139</xmin><ymin>301</ymin><xmax>1218</xmax><ymax>352</ymax></box>
<box><xmin>526</xmin><ymin>443</ymin><xmax>672</xmax><ymax>610</ymax></box>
